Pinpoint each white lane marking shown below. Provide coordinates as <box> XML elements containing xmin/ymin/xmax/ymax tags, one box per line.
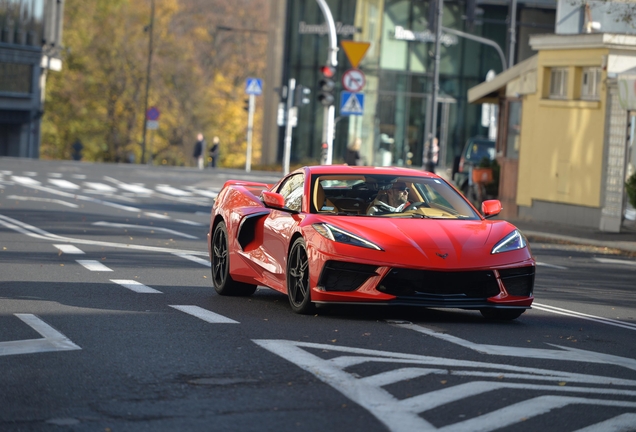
<box><xmin>536</xmin><ymin>261</ymin><xmax>568</xmax><ymax>270</ymax></box>
<box><xmin>173</xmin><ymin>253</ymin><xmax>211</xmax><ymax>267</ymax></box>
<box><xmin>0</xmin><ymin>214</ymin><xmax>207</xmax><ymax>256</ymax></box>
<box><xmin>156</xmin><ymin>184</ymin><xmax>193</xmax><ymax>196</ymax></box>
<box><xmin>439</xmin><ymin>396</ymin><xmax>636</xmax><ymax>432</ymax></box>
<box><xmin>394</xmin><ymin>322</ymin><xmax>636</xmax><ymax>371</ymax></box>
<box><xmin>6</xmin><ymin>195</ymin><xmax>79</xmax><ymax>208</ymax></box>
<box><xmin>0</xmin><ymin>314</ymin><xmax>81</xmax><ymax>357</ymax></box>
<box><xmin>48</xmin><ymin>173</ymin><xmax>62</xmax><ymax>178</ymax></box>
<box><xmin>11</xmin><ymin>175</ymin><xmax>41</xmax><ymax>186</ymax></box>
<box><xmin>533</xmin><ymin>302</ymin><xmax>636</xmax><ymax>331</ymax></box>
<box><xmin>255</xmin><ymin>339</ymin><xmax>636</xmax><ymax>432</ymax></box>
<box><xmin>103</xmin><ymin>176</ymin><xmax>153</xmax><ymax>194</ymax></box>
<box><xmin>76</xmin><ymin>260</ymin><xmax>113</xmax><ymax>272</ymax></box>
<box><xmin>144</xmin><ymin>212</ymin><xmax>170</xmax><ymax>219</ymax></box>
<box><xmin>110</xmin><ymin>279</ymin><xmax>162</xmax><ymax>294</ymax></box>
<box><xmin>186</xmin><ymin>187</ymin><xmax>219</xmax><ymax>198</ymax></box>
<box><xmin>83</xmin><ymin>182</ymin><xmax>117</xmax><ymax>192</ymax></box>
<box><xmin>71</xmin><ymin>174</ymin><xmax>86</xmax><ymax>179</ymax></box>
<box><xmin>575</xmin><ymin>413</ymin><xmax>636</xmax><ymax>432</ymax></box>
<box><xmin>169</xmin><ymin>305</ymin><xmax>239</xmax><ymax>323</ymax></box>
<box><xmin>48</xmin><ymin>179</ymin><xmax>80</xmax><ymax>190</ymax></box>
<box><xmin>174</xmin><ymin>219</ymin><xmax>204</xmax><ymax>226</ymax></box>
<box><xmin>92</xmin><ymin>221</ymin><xmax>198</xmax><ymax>239</ymax></box>
<box><xmin>594</xmin><ymin>257</ymin><xmax>636</xmax><ymax>267</ymax></box>
<box><xmin>22</xmin><ymin>171</ymin><xmax>37</xmax><ymax>176</ymax></box>
<box><xmin>0</xmin><ymin>170</ymin><xmax>12</xmax><ymax>175</ymax></box>
<box><xmin>10</xmin><ymin>183</ymin><xmax>141</xmax><ymax>212</ymax></box>
<box><xmin>54</xmin><ymin>244</ymin><xmax>85</xmax><ymax>254</ymax></box>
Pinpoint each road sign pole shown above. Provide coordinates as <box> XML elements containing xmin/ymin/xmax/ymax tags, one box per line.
<box><xmin>283</xmin><ymin>78</ymin><xmax>295</xmax><ymax>175</ymax></box>
<box><xmin>246</xmin><ymin>94</ymin><xmax>255</xmax><ymax>172</ymax></box>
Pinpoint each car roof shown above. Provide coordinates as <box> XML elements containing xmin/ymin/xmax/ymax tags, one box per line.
<box><xmin>295</xmin><ymin>165</ymin><xmax>441</xmax><ymax>179</ymax></box>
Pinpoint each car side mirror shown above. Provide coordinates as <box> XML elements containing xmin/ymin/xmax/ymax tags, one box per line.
<box><xmin>262</xmin><ymin>191</ymin><xmax>285</xmax><ymax>209</ymax></box>
<box><xmin>482</xmin><ymin>200</ymin><xmax>502</xmax><ymax>218</ymax></box>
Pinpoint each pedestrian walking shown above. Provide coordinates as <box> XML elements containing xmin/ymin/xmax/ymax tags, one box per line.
<box><xmin>193</xmin><ymin>133</ymin><xmax>206</xmax><ymax>169</ymax></box>
<box><xmin>208</xmin><ymin>136</ymin><xmax>220</xmax><ymax>168</ymax></box>
<box><xmin>344</xmin><ymin>137</ymin><xmax>362</xmax><ymax>166</ymax></box>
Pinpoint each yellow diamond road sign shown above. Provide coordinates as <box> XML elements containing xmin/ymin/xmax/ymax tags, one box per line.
<box><xmin>341</xmin><ymin>41</ymin><xmax>370</xmax><ymax>69</ymax></box>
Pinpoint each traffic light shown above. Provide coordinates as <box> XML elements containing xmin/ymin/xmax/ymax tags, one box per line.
<box><xmin>317</xmin><ymin>65</ymin><xmax>336</xmax><ymax>106</ymax></box>
<box><xmin>243</xmin><ymin>98</ymin><xmax>249</xmax><ymax>112</ymax></box>
<box><xmin>295</xmin><ymin>84</ymin><xmax>311</xmax><ymax>106</ymax></box>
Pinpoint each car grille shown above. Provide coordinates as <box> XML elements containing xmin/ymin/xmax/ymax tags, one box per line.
<box><xmin>499</xmin><ymin>266</ymin><xmax>535</xmax><ymax>297</ymax></box>
<box><xmin>318</xmin><ymin>261</ymin><xmax>379</xmax><ymax>292</ymax></box>
<box><xmin>377</xmin><ymin>269</ymin><xmax>501</xmax><ymax>301</ymax></box>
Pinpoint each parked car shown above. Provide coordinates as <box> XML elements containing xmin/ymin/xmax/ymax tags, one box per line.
<box><xmin>208</xmin><ymin>165</ymin><xmax>535</xmax><ymax>320</ymax></box>
<box><xmin>453</xmin><ymin>137</ymin><xmax>496</xmax><ymax>195</ymax></box>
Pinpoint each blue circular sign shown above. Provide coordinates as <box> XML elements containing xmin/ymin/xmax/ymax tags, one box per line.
<box><xmin>146</xmin><ymin>107</ymin><xmax>160</xmax><ymax>120</ymax></box>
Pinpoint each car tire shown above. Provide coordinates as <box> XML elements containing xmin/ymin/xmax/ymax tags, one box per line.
<box><xmin>287</xmin><ymin>237</ymin><xmax>314</xmax><ymax>314</ymax></box>
<box><xmin>211</xmin><ymin>221</ymin><xmax>257</xmax><ymax>296</ymax></box>
<box><xmin>480</xmin><ymin>308</ymin><xmax>525</xmax><ymax>320</ymax></box>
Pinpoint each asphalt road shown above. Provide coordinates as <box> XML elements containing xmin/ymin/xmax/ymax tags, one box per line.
<box><xmin>1</xmin><ymin>158</ymin><xmax>635</xmax><ymax>432</ymax></box>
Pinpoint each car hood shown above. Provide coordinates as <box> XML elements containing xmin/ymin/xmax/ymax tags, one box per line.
<box><xmin>314</xmin><ymin>216</ymin><xmax>524</xmax><ymax>268</ymax></box>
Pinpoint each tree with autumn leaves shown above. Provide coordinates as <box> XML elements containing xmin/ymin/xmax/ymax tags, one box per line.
<box><xmin>41</xmin><ymin>0</ymin><xmax>268</xmax><ymax>168</ymax></box>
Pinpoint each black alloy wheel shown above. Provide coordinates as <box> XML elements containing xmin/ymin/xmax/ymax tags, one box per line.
<box><xmin>480</xmin><ymin>308</ymin><xmax>525</xmax><ymax>320</ymax></box>
<box><xmin>211</xmin><ymin>221</ymin><xmax>257</xmax><ymax>296</ymax></box>
<box><xmin>287</xmin><ymin>237</ymin><xmax>314</xmax><ymax>314</ymax></box>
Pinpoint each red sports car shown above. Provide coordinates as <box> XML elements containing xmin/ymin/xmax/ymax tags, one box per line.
<box><xmin>207</xmin><ymin>165</ymin><xmax>535</xmax><ymax>320</ymax></box>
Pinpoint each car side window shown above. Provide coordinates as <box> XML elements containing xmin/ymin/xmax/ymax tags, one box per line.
<box><xmin>277</xmin><ymin>173</ymin><xmax>304</xmax><ymax>212</ymax></box>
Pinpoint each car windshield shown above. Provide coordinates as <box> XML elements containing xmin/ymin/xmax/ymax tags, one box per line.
<box><xmin>312</xmin><ymin>174</ymin><xmax>480</xmax><ymax>219</ymax></box>
<box><xmin>464</xmin><ymin>140</ymin><xmax>495</xmax><ymax>163</ymax></box>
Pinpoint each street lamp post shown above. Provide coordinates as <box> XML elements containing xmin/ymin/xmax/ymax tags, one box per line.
<box><xmin>140</xmin><ymin>0</ymin><xmax>154</xmax><ymax>165</ymax></box>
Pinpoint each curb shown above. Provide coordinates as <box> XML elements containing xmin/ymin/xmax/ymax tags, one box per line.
<box><xmin>522</xmin><ymin>230</ymin><xmax>636</xmax><ymax>256</ymax></box>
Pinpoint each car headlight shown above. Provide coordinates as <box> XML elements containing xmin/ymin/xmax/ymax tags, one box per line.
<box><xmin>312</xmin><ymin>223</ymin><xmax>383</xmax><ymax>251</ymax></box>
<box><xmin>492</xmin><ymin>229</ymin><xmax>527</xmax><ymax>254</ymax></box>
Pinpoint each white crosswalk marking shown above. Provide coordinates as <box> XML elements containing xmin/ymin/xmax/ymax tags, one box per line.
<box><xmin>169</xmin><ymin>305</ymin><xmax>239</xmax><ymax>323</ymax></box>
<box><xmin>83</xmin><ymin>182</ymin><xmax>117</xmax><ymax>192</ymax></box>
<box><xmin>48</xmin><ymin>179</ymin><xmax>80</xmax><ymax>189</ymax></box>
<box><xmin>22</xmin><ymin>171</ymin><xmax>37</xmax><ymax>176</ymax></box>
<box><xmin>110</xmin><ymin>279</ymin><xmax>162</xmax><ymax>293</ymax></box>
<box><xmin>54</xmin><ymin>244</ymin><xmax>85</xmax><ymax>254</ymax></box>
<box><xmin>156</xmin><ymin>184</ymin><xmax>193</xmax><ymax>196</ymax></box>
<box><xmin>11</xmin><ymin>176</ymin><xmax>41</xmax><ymax>186</ymax></box>
<box><xmin>255</xmin><ymin>340</ymin><xmax>636</xmax><ymax>432</ymax></box>
<box><xmin>48</xmin><ymin>173</ymin><xmax>62</xmax><ymax>178</ymax></box>
<box><xmin>76</xmin><ymin>260</ymin><xmax>113</xmax><ymax>272</ymax></box>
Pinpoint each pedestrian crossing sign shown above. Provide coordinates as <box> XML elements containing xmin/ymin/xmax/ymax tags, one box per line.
<box><xmin>340</xmin><ymin>91</ymin><xmax>364</xmax><ymax>116</ymax></box>
<box><xmin>245</xmin><ymin>78</ymin><xmax>263</xmax><ymax>95</ymax></box>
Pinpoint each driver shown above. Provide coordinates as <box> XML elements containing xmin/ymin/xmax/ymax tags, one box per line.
<box><xmin>367</xmin><ymin>182</ymin><xmax>410</xmax><ymax>214</ymax></box>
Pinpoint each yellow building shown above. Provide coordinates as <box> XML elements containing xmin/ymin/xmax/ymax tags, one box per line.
<box><xmin>469</xmin><ymin>33</ymin><xmax>636</xmax><ymax>232</ymax></box>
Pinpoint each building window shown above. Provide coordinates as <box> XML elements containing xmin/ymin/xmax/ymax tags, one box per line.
<box><xmin>549</xmin><ymin>68</ymin><xmax>568</xmax><ymax>99</ymax></box>
<box><xmin>581</xmin><ymin>67</ymin><xmax>601</xmax><ymax>100</ymax></box>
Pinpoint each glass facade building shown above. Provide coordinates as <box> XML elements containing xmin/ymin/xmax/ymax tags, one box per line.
<box><xmin>263</xmin><ymin>0</ymin><xmax>555</xmax><ymax>171</ymax></box>
<box><xmin>0</xmin><ymin>0</ymin><xmax>64</xmax><ymax>157</ymax></box>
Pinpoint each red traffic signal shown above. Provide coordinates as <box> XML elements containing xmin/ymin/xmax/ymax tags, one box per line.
<box><xmin>320</xmin><ymin>65</ymin><xmax>336</xmax><ymax>78</ymax></box>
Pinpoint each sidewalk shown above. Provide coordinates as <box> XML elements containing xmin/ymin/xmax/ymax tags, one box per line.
<box><xmin>507</xmin><ymin>218</ymin><xmax>636</xmax><ymax>256</ymax></box>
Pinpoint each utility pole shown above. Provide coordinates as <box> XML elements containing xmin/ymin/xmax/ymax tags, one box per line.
<box><xmin>140</xmin><ymin>0</ymin><xmax>154</xmax><ymax>164</ymax></box>
<box><xmin>315</xmin><ymin>0</ymin><xmax>338</xmax><ymax>165</ymax></box>
<box><xmin>425</xmin><ymin>0</ymin><xmax>443</xmax><ymax>173</ymax></box>
<box><xmin>508</xmin><ymin>0</ymin><xmax>517</xmax><ymax>68</ymax></box>
<box><xmin>246</xmin><ymin>94</ymin><xmax>255</xmax><ymax>172</ymax></box>
<box><xmin>283</xmin><ymin>78</ymin><xmax>296</xmax><ymax>175</ymax></box>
